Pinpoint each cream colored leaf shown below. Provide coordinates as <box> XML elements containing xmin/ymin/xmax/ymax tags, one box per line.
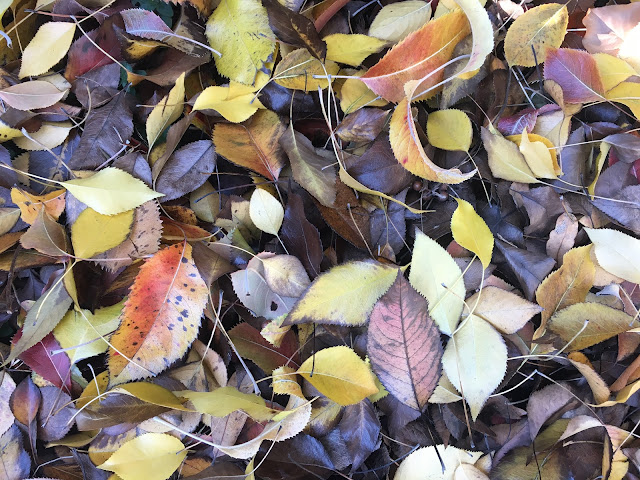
<box><xmin>427</xmin><ymin>109</ymin><xmax>472</xmax><ymax>151</ymax></box>
<box><xmin>206</xmin><ymin>0</ymin><xmax>276</xmax><ymax>85</ymax></box>
<box><xmin>504</xmin><ymin>3</ymin><xmax>568</xmax><ymax>67</ymax></box>
<box><xmin>586</xmin><ymin>228</ymin><xmax>640</xmax><ymax>284</ymax></box>
<box><xmin>71</xmin><ymin>208</ymin><xmax>134</xmax><ymax>258</ymax></box>
<box><xmin>409</xmin><ymin>229</ymin><xmax>465</xmax><ymax>335</ymax></box>
<box><xmin>368</xmin><ymin>0</ymin><xmax>432</xmax><ymax>43</ymax></box>
<box><xmin>283</xmin><ymin>260</ymin><xmax>398</xmax><ymax>326</ymax></box>
<box><xmin>442</xmin><ymin>315</ymin><xmax>507</xmax><ymax>419</ymax></box>
<box><xmin>296</xmin><ymin>345</ymin><xmax>379</xmax><ymax>405</ymax></box>
<box><xmin>61</xmin><ymin>168</ymin><xmax>163</xmax><ymax>216</ymax></box>
<box><xmin>19</xmin><ymin>22</ymin><xmax>76</xmax><ymax>78</ymax></box>
<box><xmin>13</xmin><ymin>122</ymin><xmax>72</xmax><ymax>151</ymax></box>
<box><xmin>394</xmin><ymin>445</ymin><xmax>483</xmax><ymax>480</ymax></box>
<box><xmin>146</xmin><ymin>72</ymin><xmax>185</xmax><ymax>149</ymax></box>
<box><xmin>97</xmin><ymin>433</ymin><xmax>186</xmax><ymax>480</ymax></box>
<box><xmin>324</xmin><ymin>34</ymin><xmax>387</xmax><ymax>67</ymax></box>
<box><xmin>249</xmin><ymin>188</ymin><xmax>283</xmax><ymax>236</ymax></box>
<box><xmin>464</xmin><ymin>286</ymin><xmax>542</xmax><ymax>334</ymax></box>
<box><xmin>548</xmin><ymin>302</ymin><xmax>637</xmax><ymax>351</ymax></box>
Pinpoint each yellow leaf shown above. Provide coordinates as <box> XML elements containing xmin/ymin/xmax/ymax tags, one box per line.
<box><xmin>442</xmin><ymin>315</ymin><xmax>507</xmax><ymax>419</ymax></box>
<box><xmin>283</xmin><ymin>260</ymin><xmax>398</xmax><ymax>326</ymax></box>
<box><xmin>19</xmin><ymin>22</ymin><xmax>76</xmax><ymax>78</ymax></box>
<box><xmin>274</xmin><ymin>48</ymin><xmax>339</xmax><ymax>92</ymax></box>
<box><xmin>0</xmin><ymin>119</ymin><xmax>22</xmax><ymax>142</ymax></box>
<box><xmin>506</xmin><ymin>131</ymin><xmax>561</xmax><ymax>179</ymax></box>
<box><xmin>481</xmin><ymin>126</ymin><xmax>538</xmax><ymax>183</ymax></box>
<box><xmin>180</xmin><ymin>387</ymin><xmax>280</xmax><ymax>421</ymax></box>
<box><xmin>206</xmin><ymin>0</ymin><xmax>276</xmax><ymax>85</ymax></box>
<box><xmin>324</xmin><ymin>34</ymin><xmax>387</xmax><ymax>67</ymax></box>
<box><xmin>54</xmin><ymin>302</ymin><xmax>123</xmax><ymax>364</ymax></box>
<box><xmin>13</xmin><ymin>122</ymin><xmax>72</xmax><ymax>151</ymax></box>
<box><xmin>71</xmin><ymin>208</ymin><xmax>134</xmax><ymax>258</ymax></box>
<box><xmin>296</xmin><ymin>345</ymin><xmax>379</xmax><ymax>405</ymax></box>
<box><xmin>504</xmin><ymin>3</ymin><xmax>568</xmax><ymax>67</ymax></box>
<box><xmin>249</xmin><ymin>188</ymin><xmax>283</xmax><ymax>236</ymax></box>
<box><xmin>395</xmin><ymin>445</ymin><xmax>483</xmax><ymax>480</ymax></box>
<box><xmin>451</xmin><ymin>198</ymin><xmax>493</xmax><ymax>268</ymax></box>
<box><xmin>10</xmin><ymin>187</ymin><xmax>65</xmax><ymax>225</ymax></box>
<box><xmin>452</xmin><ymin>0</ymin><xmax>494</xmax><ymax>77</ymax></box>
<box><xmin>368</xmin><ymin>0</ymin><xmax>432</xmax><ymax>43</ymax></box>
<box><xmin>335</xmin><ymin>71</ymin><xmax>388</xmax><ymax>114</ymax></box>
<box><xmin>76</xmin><ymin>371</ymin><xmax>109</xmax><ymax>409</ymax></box>
<box><xmin>464</xmin><ymin>286</ymin><xmax>543</xmax><ymax>334</ymax></box>
<box><xmin>0</xmin><ymin>208</ymin><xmax>20</xmax><ymax>236</ymax></box>
<box><xmin>146</xmin><ymin>72</ymin><xmax>185</xmax><ymax>149</ymax></box>
<box><xmin>593</xmin><ymin>53</ymin><xmax>637</xmax><ymax>92</ymax></box>
<box><xmin>427</xmin><ymin>109</ymin><xmax>472</xmax><ymax>151</ymax></box>
<box><xmin>548</xmin><ymin>302</ymin><xmax>637</xmax><ymax>351</ymax></box>
<box><xmin>567</xmin><ymin>352</ymin><xmax>610</xmax><ymax>404</ymax></box>
<box><xmin>535</xmin><ymin>245</ymin><xmax>595</xmax><ymax>335</ymax></box>
<box><xmin>98</xmin><ymin>433</ymin><xmax>186</xmax><ymax>480</ymax></box>
<box><xmin>112</xmin><ymin>382</ymin><xmax>190</xmax><ymax>411</ymax></box>
<box><xmin>61</xmin><ymin>167</ymin><xmax>163</xmax><ymax>216</ymax></box>
<box><xmin>605</xmin><ymin>82</ymin><xmax>640</xmax><ymax>121</ymax></box>
<box><xmin>409</xmin><ymin>229</ymin><xmax>465</xmax><ymax>335</ymax></box>
<box><xmin>272</xmin><ymin>366</ymin><xmax>304</xmax><ymax>398</ymax></box>
<box><xmin>585</xmin><ymin>228</ymin><xmax>640</xmax><ymax>284</ymax></box>
<box><xmin>193</xmin><ymin>82</ymin><xmax>264</xmax><ymax>123</ymax></box>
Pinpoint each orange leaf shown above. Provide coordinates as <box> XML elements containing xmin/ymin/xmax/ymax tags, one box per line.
<box><xmin>108</xmin><ymin>243</ymin><xmax>208</xmax><ymax>385</ymax></box>
<box><xmin>361</xmin><ymin>11</ymin><xmax>470</xmax><ymax>103</ymax></box>
<box><xmin>10</xmin><ymin>188</ymin><xmax>66</xmax><ymax>225</ymax></box>
<box><xmin>389</xmin><ymin>96</ymin><xmax>476</xmax><ymax>183</ymax></box>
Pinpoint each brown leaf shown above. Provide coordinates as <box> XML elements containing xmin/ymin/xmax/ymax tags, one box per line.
<box><xmin>280</xmin><ymin>193</ymin><xmax>323</xmax><ymax>278</ymax></box>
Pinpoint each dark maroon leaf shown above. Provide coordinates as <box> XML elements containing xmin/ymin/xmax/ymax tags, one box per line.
<box><xmin>17</xmin><ymin>331</ymin><xmax>72</xmax><ymax>391</ymax></box>
<box><xmin>263</xmin><ymin>0</ymin><xmax>326</xmax><ymax>61</ymax></box>
<box><xmin>367</xmin><ymin>272</ymin><xmax>443</xmax><ymax>411</ymax></box>
<box><xmin>228</xmin><ymin>322</ymin><xmax>300</xmax><ymax>373</ymax></box>
<box><xmin>155</xmin><ymin>140</ymin><xmax>216</xmax><ymax>201</ymax></box>
<box><xmin>280</xmin><ymin>193</ymin><xmax>323</xmax><ymax>278</ymax></box>
<box><xmin>338</xmin><ymin>399</ymin><xmax>381</xmax><ymax>471</ymax></box>
<box><xmin>495</xmin><ymin>240</ymin><xmax>556</xmax><ymax>300</ymax></box>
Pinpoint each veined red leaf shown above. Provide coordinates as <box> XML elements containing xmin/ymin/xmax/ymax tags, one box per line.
<box><xmin>108</xmin><ymin>243</ymin><xmax>208</xmax><ymax>385</ymax></box>
<box><xmin>367</xmin><ymin>273</ymin><xmax>442</xmax><ymax>411</ymax></box>
<box><xmin>14</xmin><ymin>331</ymin><xmax>71</xmax><ymax>391</ymax></box>
<box><xmin>543</xmin><ymin>48</ymin><xmax>604</xmax><ymax>103</ymax></box>
<box><xmin>361</xmin><ymin>11</ymin><xmax>470</xmax><ymax>103</ymax></box>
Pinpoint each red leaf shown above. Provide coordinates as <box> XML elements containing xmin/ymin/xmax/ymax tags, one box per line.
<box><xmin>14</xmin><ymin>330</ymin><xmax>71</xmax><ymax>391</ymax></box>
<box><xmin>544</xmin><ymin>48</ymin><xmax>604</xmax><ymax>103</ymax></box>
<box><xmin>367</xmin><ymin>272</ymin><xmax>443</xmax><ymax>411</ymax></box>
<box><xmin>228</xmin><ymin>322</ymin><xmax>300</xmax><ymax>373</ymax></box>
<box><xmin>108</xmin><ymin>243</ymin><xmax>209</xmax><ymax>385</ymax></box>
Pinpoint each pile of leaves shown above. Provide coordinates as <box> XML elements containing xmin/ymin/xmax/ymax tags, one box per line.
<box><xmin>2</xmin><ymin>0</ymin><xmax>640</xmax><ymax>476</ymax></box>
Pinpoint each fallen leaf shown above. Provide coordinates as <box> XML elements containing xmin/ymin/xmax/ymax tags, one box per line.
<box><xmin>193</xmin><ymin>82</ymin><xmax>263</xmax><ymax>123</ymax></box>
<box><xmin>249</xmin><ymin>188</ymin><xmax>284</xmax><ymax>236</ymax></box>
<box><xmin>108</xmin><ymin>243</ymin><xmax>208</xmax><ymax>385</ymax></box>
<box><xmin>297</xmin><ymin>346</ymin><xmax>379</xmax><ymax>405</ymax></box>
<box><xmin>504</xmin><ymin>3</ymin><xmax>568</xmax><ymax>67</ymax></box>
<box><xmin>585</xmin><ymin>228</ymin><xmax>640</xmax><ymax>284</ymax></box>
<box><xmin>274</xmin><ymin>48</ymin><xmax>339</xmax><ymax>92</ymax></box>
<box><xmin>19</xmin><ymin>22</ymin><xmax>76</xmax><ymax>78</ymax></box>
<box><xmin>427</xmin><ymin>109</ymin><xmax>473</xmax><ymax>152</ymax></box>
<box><xmin>324</xmin><ymin>34</ymin><xmax>387</xmax><ymax>67</ymax></box>
<box><xmin>179</xmin><ymin>387</ymin><xmax>280</xmax><ymax>421</ymax></box>
<box><xmin>368</xmin><ymin>0</ymin><xmax>432</xmax><ymax>43</ymax></box>
<box><xmin>71</xmin><ymin>208</ymin><xmax>134</xmax><ymax>258</ymax></box>
<box><xmin>367</xmin><ymin>272</ymin><xmax>443</xmax><ymax>411</ymax></box>
<box><xmin>146</xmin><ymin>73</ymin><xmax>185</xmax><ymax>150</ymax></box>
<box><xmin>0</xmin><ymin>81</ymin><xmax>66</xmax><ymax>111</ymax></box>
<box><xmin>395</xmin><ymin>445</ymin><xmax>483</xmax><ymax>480</ymax></box>
<box><xmin>464</xmin><ymin>286</ymin><xmax>542</xmax><ymax>334</ymax></box>
<box><xmin>451</xmin><ymin>198</ymin><xmax>493</xmax><ymax>269</ymax></box>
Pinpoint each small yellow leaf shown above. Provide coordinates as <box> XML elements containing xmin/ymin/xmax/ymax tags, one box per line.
<box><xmin>180</xmin><ymin>387</ymin><xmax>280</xmax><ymax>420</ymax></box>
<box><xmin>13</xmin><ymin>122</ymin><xmax>73</xmax><ymax>151</ymax></box>
<box><xmin>336</xmin><ymin>72</ymin><xmax>388</xmax><ymax>114</ymax></box>
<box><xmin>146</xmin><ymin>73</ymin><xmax>185</xmax><ymax>149</ymax></box>
<box><xmin>324</xmin><ymin>34</ymin><xmax>387</xmax><ymax>67</ymax></box>
<box><xmin>296</xmin><ymin>346</ymin><xmax>379</xmax><ymax>405</ymax></box>
<box><xmin>112</xmin><ymin>382</ymin><xmax>191</xmax><ymax>411</ymax></box>
<box><xmin>451</xmin><ymin>198</ymin><xmax>493</xmax><ymax>268</ymax></box>
<box><xmin>61</xmin><ymin>168</ymin><xmax>163</xmax><ymax>216</ymax></box>
<box><xmin>368</xmin><ymin>0</ymin><xmax>432</xmax><ymax>43</ymax></box>
<box><xmin>481</xmin><ymin>126</ymin><xmax>538</xmax><ymax>183</ymax></box>
<box><xmin>249</xmin><ymin>188</ymin><xmax>283</xmax><ymax>236</ymax></box>
<box><xmin>0</xmin><ymin>120</ymin><xmax>22</xmax><ymax>142</ymax></box>
<box><xmin>98</xmin><ymin>433</ymin><xmax>186</xmax><ymax>480</ymax></box>
<box><xmin>506</xmin><ymin>131</ymin><xmax>561</xmax><ymax>179</ymax></box>
<box><xmin>71</xmin><ymin>208</ymin><xmax>134</xmax><ymax>258</ymax></box>
<box><xmin>274</xmin><ymin>49</ymin><xmax>339</xmax><ymax>92</ymax></box>
<box><xmin>193</xmin><ymin>82</ymin><xmax>263</xmax><ymax>123</ymax></box>
<box><xmin>504</xmin><ymin>3</ymin><xmax>568</xmax><ymax>67</ymax></box>
<box><xmin>284</xmin><ymin>260</ymin><xmax>398</xmax><ymax>326</ymax></box>
<box><xmin>427</xmin><ymin>109</ymin><xmax>472</xmax><ymax>151</ymax></box>
<box><xmin>19</xmin><ymin>22</ymin><xmax>76</xmax><ymax>78</ymax></box>
<box><xmin>585</xmin><ymin>228</ymin><xmax>640</xmax><ymax>284</ymax></box>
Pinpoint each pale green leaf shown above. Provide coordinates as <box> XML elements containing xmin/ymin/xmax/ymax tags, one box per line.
<box><xmin>442</xmin><ymin>315</ymin><xmax>507</xmax><ymax>420</ymax></box>
<box><xmin>409</xmin><ymin>229</ymin><xmax>465</xmax><ymax>335</ymax></box>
